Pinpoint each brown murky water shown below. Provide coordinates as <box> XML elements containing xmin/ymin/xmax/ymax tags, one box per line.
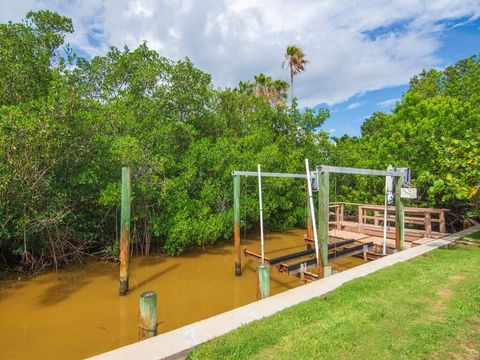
<box><xmin>0</xmin><ymin>229</ymin><xmax>364</xmax><ymax>359</ymax></box>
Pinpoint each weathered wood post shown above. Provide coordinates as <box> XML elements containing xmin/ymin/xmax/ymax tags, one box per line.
<box><xmin>318</xmin><ymin>170</ymin><xmax>331</xmax><ymax>277</ymax></box>
<box><xmin>439</xmin><ymin>210</ymin><xmax>446</xmax><ymax>233</ymax></box>
<box><xmin>119</xmin><ymin>167</ymin><xmax>131</xmax><ymax>296</ymax></box>
<box><xmin>233</xmin><ymin>175</ymin><xmax>241</xmax><ymax>276</ymax></box>
<box><xmin>256</xmin><ymin>264</ymin><xmax>270</xmax><ymax>299</ymax></box>
<box><xmin>424</xmin><ymin>211</ymin><xmax>432</xmax><ymax>237</ymax></box>
<box><xmin>358</xmin><ymin>206</ymin><xmax>364</xmax><ymax>232</ymax></box>
<box><xmin>138</xmin><ymin>291</ymin><xmax>157</xmax><ymax>340</ymax></box>
<box><xmin>394</xmin><ymin>175</ymin><xmax>405</xmax><ymax>251</ymax></box>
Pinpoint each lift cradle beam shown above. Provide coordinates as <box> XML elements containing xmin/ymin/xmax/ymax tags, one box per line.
<box><xmin>268</xmin><ymin>239</ymin><xmax>355</xmax><ymax>266</ymax></box>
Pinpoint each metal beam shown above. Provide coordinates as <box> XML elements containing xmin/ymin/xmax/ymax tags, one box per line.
<box><xmin>231</xmin><ymin>170</ymin><xmax>306</xmax><ymax>179</ymax></box>
<box><xmin>316</xmin><ymin>165</ymin><xmax>404</xmax><ymax>177</ymax></box>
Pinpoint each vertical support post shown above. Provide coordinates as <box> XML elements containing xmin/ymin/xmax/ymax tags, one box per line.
<box><xmin>394</xmin><ymin>176</ymin><xmax>405</xmax><ymax>251</ymax></box>
<box><xmin>424</xmin><ymin>212</ymin><xmax>432</xmax><ymax>237</ymax></box>
<box><xmin>358</xmin><ymin>206</ymin><xmax>364</xmax><ymax>232</ymax></box>
<box><xmin>439</xmin><ymin>210</ymin><xmax>446</xmax><ymax>233</ymax></box>
<box><xmin>335</xmin><ymin>206</ymin><xmax>342</xmax><ymax>230</ymax></box>
<box><xmin>119</xmin><ymin>167</ymin><xmax>131</xmax><ymax>296</ymax></box>
<box><xmin>233</xmin><ymin>175</ymin><xmax>241</xmax><ymax>276</ymax></box>
<box><xmin>256</xmin><ymin>264</ymin><xmax>270</xmax><ymax>299</ymax></box>
<box><xmin>363</xmin><ymin>244</ymin><xmax>368</xmax><ymax>261</ymax></box>
<box><xmin>306</xmin><ymin>160</ymin><xmax>321</xmax><ymax>276</ymax></box>
<box><xmin>318</xmin><ymin>170</ymin><xmax>331</xmax><ymax>277</ymax></box>
<box><xmin>138</xmin><ymin>291</ymin><xmax>157</xmax><ymax>341</ymax></box>
<box><xmin>257</xmin><ymin>164</ymin><xmax>265</xmax><ymax>264</ymax></box>
<box><xmin>339</xmin><ymin>203</ymin><xmax>344</xmax><ymax>223</ymax></box>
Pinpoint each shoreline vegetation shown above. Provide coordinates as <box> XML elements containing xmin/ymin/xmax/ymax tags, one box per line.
<box><xmin>1</xmin><ymin>10</ymin><xmax>479</xmax><ymax>275</ymax></box>
<box><xmin>189</xmin><ymin>234</ymin><xmax>480</xmax><ymax>359</ymax></box>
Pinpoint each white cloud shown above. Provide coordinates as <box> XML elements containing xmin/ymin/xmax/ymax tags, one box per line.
<box><xmin>346</xmin><ymin>102</ymin><xmax>366</xmax><ymax>110</ymax></box>
<box><xmin>377</xmin><ymin>98</ymin><xmax>400</xmax><ymax>108</ymax></box>
<box><xmin>1</xmin><ymin>0</ymin><xmax>479</xmax><ymax>106</ymax></box>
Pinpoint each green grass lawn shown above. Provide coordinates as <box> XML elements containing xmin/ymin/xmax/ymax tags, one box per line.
<box><xmin>463</xmin><ymin>230</ymin><xmax>480</xmax><ymax>244</ymax></box>
<box><xmin>189</xmin><ymin>236</ymin><xmax>480</xmax><ymax>359</ymax></box>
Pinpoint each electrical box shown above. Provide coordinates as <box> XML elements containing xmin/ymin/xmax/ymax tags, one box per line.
<box><xmin>311</xmin><ymin>171</ymin><xmax>318</xmax><ymax>191</ymax></box>
<box><xmin>401</xmin><ymin>187</ymin><xmax>417</xmax><ymax>199</ymax></box>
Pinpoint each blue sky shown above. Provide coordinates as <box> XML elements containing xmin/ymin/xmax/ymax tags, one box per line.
<box><xmin>324</xmin><ymin>17</ymin><xmax>480</xmax><ymax>136</ymax></box>
<box><xmin>1</xmin><ymin>1</ymin><xmax>479</xmax><ymax>136</ymax></box>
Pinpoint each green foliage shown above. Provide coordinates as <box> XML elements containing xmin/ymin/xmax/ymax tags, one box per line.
<box><xmin>0</xmin><ymin>11</ymin><xmax>330</xmax><ymax>269</ymax></box>
<box><xmin>331</xmin><ymin>56</ymin><xmax>480</xmax><ymax>220</ymax></box>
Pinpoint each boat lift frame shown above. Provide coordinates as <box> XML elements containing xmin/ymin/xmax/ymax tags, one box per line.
<box><xmin>232</xmin><ymin>165</ymin><xmax>407</xmax><ymax>278</ymax></box>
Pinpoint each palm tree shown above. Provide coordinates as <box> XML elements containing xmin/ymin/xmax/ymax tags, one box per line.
<box><xmin>282</xmin><ymin>45</ymin><xmax>308</xmax><ymax>102</ymax></box>
<box><xmin>253</xmin><ymin>73</ymin><xmax>289</xmax><ymax>106</ymax></box>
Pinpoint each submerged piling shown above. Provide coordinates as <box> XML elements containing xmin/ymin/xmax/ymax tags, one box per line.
<box><xmin>256</xmin><ymin>264</ymin><xmax>270</xmax><ymax>299</ymax></box>
<box><xmin>139</xmin><ymin>291</ymin><xmax>158</xmax><ymax>341</ymax></box>
<box><xmin>119</xmin><ymin>167</ymin><xmax>131</xmax><ymax>296</ymax></box>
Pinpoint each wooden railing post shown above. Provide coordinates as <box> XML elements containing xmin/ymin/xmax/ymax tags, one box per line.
<box><xmin>119</xmin><ymin>167</ymin><xmax>131</xmax><ymax>296</ymax></box>
<box><xmin>233</xmin><ymin>175</ymin><xmax>241</xmax><ymax>276</ymax></box>
<box><xmin>439</xmin><ymin>210</ymin><xmax>446</xmax><ymax>233</ymax></box>
<box><xmin>335</xmin><ymin>205</ymin><xmax>342</xmax><ymax>229</ymax></box>
<box><xmin>424</xmin><ymin>212</ymin><xmax>432</xmax><ymax>237</ymax></box>
<box><xmin>358</xmin><ymin>206</ymin><xmax>364</xmax><ymax>232</ymax></box>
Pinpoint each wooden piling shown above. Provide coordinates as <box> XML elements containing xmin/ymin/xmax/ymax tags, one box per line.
<box><xmin>233</xmin><ymin>175</ymin><xmax>241</xmax><ymax>276</ymax></box>
<box><xmin>119</xmin><ymin>167</ymin><xmax>131</xmax><ymax>296</ymax></box>
<box><xmin>256</xmin><ymin>264</ymin><xmax>270</xmax><ymax>299</ymax></box>
<box><xmin>318</xmin><ymin>170</ymin><xmax>330</xmax><ymax>277</ymax></box>
<box><xmin>394</xmin><ymin>176</ymin><xmax>405</xmax><ymax>251</ymax></box>
<box><xmin>138</xmin><ymin>291</ymin><xmax>157</xmax><ymax>341</ymax></box>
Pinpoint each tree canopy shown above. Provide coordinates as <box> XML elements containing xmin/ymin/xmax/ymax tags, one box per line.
<box><xmin>0</xmin><ymin>11</ymin><xmax>330</xmax><ymax>272</ymax></box>
<box><xmin>0</xmin><ymin>11</ymin><xmax>478</xmax><ymax>273</ymax></box>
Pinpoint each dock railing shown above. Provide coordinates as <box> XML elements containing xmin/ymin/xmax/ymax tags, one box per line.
<box><xmin>329</xmin><ymin>202</ymin><xmax>448</xmax><ymax>239</ymax></box>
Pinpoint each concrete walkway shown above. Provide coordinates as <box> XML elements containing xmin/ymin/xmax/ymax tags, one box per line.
<box><xmin>89</xmin><ymin>225</ymin><xmax>480</xmax><ymax>360</ymax></box>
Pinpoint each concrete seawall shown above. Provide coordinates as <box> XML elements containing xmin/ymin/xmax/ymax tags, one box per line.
<box><xmin>89</xmin><ymin>225</ymin><xmax>480</xmax><ymax>360</ymax></box>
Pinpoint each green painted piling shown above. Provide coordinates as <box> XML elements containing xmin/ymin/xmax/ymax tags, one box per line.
<box><xmin>119</xmin><ymin>167</ymin><xmax>131</xmax><ymax>296</ymax></box>
<box><xmin>138</xmin><ymin>291</ymin><xmax>157</xmax><ymax>341</ymax></box>
<box><xmin>394</xmin><ymin>175</ymin><xmax>405</xmax><ymax>251</ymax></box>
<box><xmin>233</xmin><ymin>175</ymin><xmax>241</xmax><ymax>276</ymax></box>
<box><xmin>318</xmin><ymin>170</ymin><xmax>330</xmax><ymax>277</ymax></box>
<box><xmin>256</xmin><ymin>264</ymin><xmax>270</xmax><ymax>299</ymax></box>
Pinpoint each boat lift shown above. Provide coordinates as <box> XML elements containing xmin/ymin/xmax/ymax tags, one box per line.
<box><xmin>232</xmin><ymin>163</ymin><xmax>408</xmax><ymax>282</ymax></box>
